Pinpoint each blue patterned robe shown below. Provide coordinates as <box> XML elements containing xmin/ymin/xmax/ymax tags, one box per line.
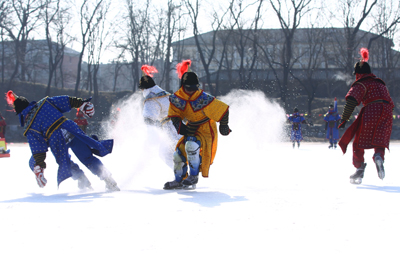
<box><xmin>288</xmin><ymin>114</ymin><xmax>306</xmax><ymax>141</ymax></box>
<box><xmin>324</xmin><ymin>111</ymin><xmax>340</xmax><ymax>140</ymax></box>
<box><xmin>20</xmin><ymin>96</ymin><xmax>113</xmax><ymax>186</ymax></box>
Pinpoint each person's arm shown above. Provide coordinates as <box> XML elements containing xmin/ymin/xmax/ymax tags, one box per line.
<box><xmin>218</xmin><ymin>110</ymin><xmax>231</xmax><ymax>136</ymax></box>
<box><xmin>338</xmin><ymin>96</ymin><xmax>358</xmax><ymax>129</ymax></box>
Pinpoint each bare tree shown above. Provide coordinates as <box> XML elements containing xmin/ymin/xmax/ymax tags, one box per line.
<box><xmin>369</xmin><ymin>0</ymin><xmax>400</xmax><ymax>98</ymax></box>
<box><xmin>116</xmin><ymin>0</ymin><xmax>151</xmax><ymax>92</ymax></box>
<box><xmin>184</xmin><ymin>0</ymin><xmax>228</xmax><ymax>95</ymax></box>
<box><xmin>0</xmin><ymin>2</ymin><xmax>10</xmax><ymax>84</ymax></box>
<box><xmin>161</xmin><ymin>0</ymin><xmax>185</xmax><ymax>92</ymax></box>
<box><xmin>85</xmin><ymin>0</ymin><xmax>110</xmax><ymax>105</ymax></box>
<box><xmin>291</xmin><ymin>27</ymin><xmax>327</xmax><ymax>115</ymax></box>
<box><xmin>267</xmin><ymin>0</ymin><xmax>312</xmax><ymax>110</ymax></box>
<box><xmin>328</xmin><ymin>0</ymin><xmax>378</xmax><ymax>74</ymax></box>
<box><xmin>43</xmin><ymin>0</ymin><xmax>70</xmax><ymax>96</ymax></box>
<box><xmin>74</xmin><ymin>0</ymin><xmax>104</xmax><ymax>96</ymax></box>
<box><xmin>227</xmin><ymin>0</ymin><xmax>264</xmax><ymax>90</ymax></box>
<box><xmin>0</xmin><ymin>0</ymin><xmax>45</xmax><ymax>83</ymax></box>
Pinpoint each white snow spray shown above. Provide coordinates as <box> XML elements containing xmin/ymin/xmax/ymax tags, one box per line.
<box><xmin>102</xmin><ymin>89</ymin><xmax>288</xmax><ymax>188</ymax></box>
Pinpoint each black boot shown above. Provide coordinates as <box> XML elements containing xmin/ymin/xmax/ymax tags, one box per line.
<box><xmin>350</xmin><ymin>163</ymin><xmax>367</xmax><ymax>184</ymax></box>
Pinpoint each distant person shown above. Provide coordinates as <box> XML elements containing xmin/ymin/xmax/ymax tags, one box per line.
<box><xmin>338</xmin><ymin>48</ymin><xmax>394</xmax><ymax>184</ymax></box>
<box><xmin>139</xmin><ymin>65</ymin><xmax>181</xmax><ymax>170</ymax></box>
<box><xmin>324</xmin><ymin>98</ymin><xmax>341</xmax><ymax>149</ymax></box>
<box><xmin>74</xmin><ymin>108</ymin><xmax>88</xmax><ymax>132</ymax></box>
<box><xmin>287</xmin><ymin>108</ymin><xmax>312</xmax><ymax>148</ymax></box>
<box><xmin>164</xmin><ymin>60</ymin><xmax>231</xmax><ymax>190</ymax></box>
<box><xmin>0</xmin><ymin>112</ymin><xmax>6</xmax><ymax>139</ymax></box>
<box><xmin>6</xmin><ymin>91</ymin><xmax>114</xmax><ymax>189</ymax></box>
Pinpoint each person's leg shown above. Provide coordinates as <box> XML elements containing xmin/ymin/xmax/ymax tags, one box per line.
<box><xmin>164</xmin><ymin>143</ymin><xmax>188</xmax><ymax>190</ymax></box>
<box><xmin>352</xmin><ymin>142</ymin><xmax>365</xmax><ymax>169</ymax></box>
<box><xmin>373</xmin><ymin>147</ymin><xmax>385</xmax><ymax>180</ymax></box>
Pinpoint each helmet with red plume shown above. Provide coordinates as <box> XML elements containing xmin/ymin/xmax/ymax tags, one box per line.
<box><xmin>176</xmin><ymin>60</ymin><xmax>199</xmax><ymax>91</ymax></box>
<box><xmin>353</xmin><ymin>48</ymin><xmax>371</xmax><ymax>75</ymax></box>
<box><xmin>5</xmin><ymin>90</ymin><xmax>30</xmax><ymax>114</ymax></box>
<box><xmin>139</xmin><ymin>65</ymin><xmax>158</xmax><ymax>89</ymax></box>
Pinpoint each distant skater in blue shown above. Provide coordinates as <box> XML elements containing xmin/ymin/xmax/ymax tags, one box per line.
<box><xmin>324</xmin><ymin>98</ymin><xmax>341</xmax><ymax>149</ymax></box>
<box><xmin>287</xmin><ymin>108</ymin><xmax>312</xmax><ymax>148</ymax></box>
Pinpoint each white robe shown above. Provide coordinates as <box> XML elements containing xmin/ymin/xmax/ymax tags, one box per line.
<box><xmin>142</xmin><ymin>85</ymin><xmax>181</xmax><ymax>169</ymax></box>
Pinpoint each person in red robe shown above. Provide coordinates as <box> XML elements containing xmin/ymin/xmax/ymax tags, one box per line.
<box><xmin>338</xmin><ymin>48</ymin><xmax>394</xmax><ymax>184</ymax></box>
<box><xmin>74</xmin><ymin>109</ymin><xmax>88</xmax><ymax>132</ymax></box>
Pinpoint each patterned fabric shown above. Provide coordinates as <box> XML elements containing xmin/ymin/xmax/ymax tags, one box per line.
<box><xmin>324</xmin><ymin>112</ymin><xmax>340</xmax><ymax>140</ymax></box>
<box><xmin>20</xmin><ymin>95</ymin><xmax>113</xmax><ymax>185</ymax></box>
<box><xmin>169</xmin><ymin>95</ymin><xmax>187</xmax><ymax>111</ymax></box>
<box><xmin>145</xmin><ymin>90</ymin><xmax>169</xmax><ymax>101</ymax></box>
<box><xmin>288</xmin><ymin>114</ymin><xmax>305</xmax><ymax>141</ymax></box>
<box><xmin>168</xmin><ymin>88</ymin><xmax>229</xmax><ymax>178</ymax></box>
<box><xmin>339</xmin><ymin>73</ymin><xmax>394</xmax><ymax>153</ymax></box>
<box><xmin>189</xmin><ymin>92</ymin><xmax>215</xmax><ymax>112</ymax></box>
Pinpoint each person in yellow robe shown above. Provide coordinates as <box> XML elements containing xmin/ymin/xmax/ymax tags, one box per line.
<box><xmin>164</xmin><ymin>60</ymin><xmax>231</xmax><ymax>190</ymax></box>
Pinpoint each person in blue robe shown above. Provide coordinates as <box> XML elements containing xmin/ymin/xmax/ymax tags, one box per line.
<box><xmin>287</xmin><ymin>108</ymin><xmax>312</xmax><ymax>148</ymax></box>
<box><xmin>324</xmin><ymin>98</ymin><xmax>341</xmax><ymax>149</ymax></box>
<box><xmin>6</xmin><ymin>91</ymin><xmax>113</xmax><ymax>188</ymax></box>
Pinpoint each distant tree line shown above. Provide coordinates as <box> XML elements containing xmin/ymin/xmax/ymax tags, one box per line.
<box><xmin>0</xmin><ymin>0</ymin><xmax>399</xmax><ymax>114</ymax></box>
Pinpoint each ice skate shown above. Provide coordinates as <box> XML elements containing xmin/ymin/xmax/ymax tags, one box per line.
<box><xmin>328</xmin><ymin>143</ymin><xmax>333</xmax><ymax>149</ymax></box>
<box><xmin>350</xmin><ymin>163</ymin><xmax>366</xmax><ymax>185</ymax></box>
<box><xmin>77</xmin><ymin>174</ymin><xmax>93</xmax><ymax>190</ymax></box>
<box><xmin>374</xmin><ymin>154</ymin><xmax>385</xmax><ymax>180</ymax></box>
<box><xmin>163</xmin><ymin>180</ymin><xmax>183</xmax><ymax>190</ymax></box>
<box><xmin>104</xmin><ymin>176</ymin><xmax>120</xmax><ymax>192</ymax></box>
<box><xmin>182</xmin><ymin>175</ymin><xmax>198</xmax><ymax>190</ymax></box>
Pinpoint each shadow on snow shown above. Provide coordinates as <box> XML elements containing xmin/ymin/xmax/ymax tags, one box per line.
<box><xmin>0</xmin><ymin>191</ymin><xmax>112</xmax><ymax>203</ymax></box>
<box><xmin>357</xmin><ymin>184</ymin><xmax>400</xmax><ymax>193</ymax></box>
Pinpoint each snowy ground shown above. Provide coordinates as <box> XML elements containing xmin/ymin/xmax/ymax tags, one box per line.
<box><xmin>1</xmin><ymin>91</ymin><xmax>400</xmax><ymax>254</ymax></box>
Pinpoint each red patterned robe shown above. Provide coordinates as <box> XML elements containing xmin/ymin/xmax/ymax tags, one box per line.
<box><xmin>339</xmin><ymin>73</ymin><xmax>394</xmax><ymax>154</ymax></box>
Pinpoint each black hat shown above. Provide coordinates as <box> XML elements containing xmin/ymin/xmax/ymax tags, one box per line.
<box><xmin>139</xmin><ymin>75</ymin><xmax>156</xmax><ymax>89</ymax></box>
<box><xmin>14</xmin><ymin>96</ymin><xmax>30</xmax><ymax>115</ymax></box>
<box><xmin>353</xmin><ymin>61</ymin><xmax>371</xmax><ymax>75</ymax></box>
<box><xmin>181</xmin><ymin>72</ymin><xmax>199</xmax><ymax>91</ymax></box>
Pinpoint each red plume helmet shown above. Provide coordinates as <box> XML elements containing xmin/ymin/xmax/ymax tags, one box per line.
<box><xmin>360</xmin><ymin>48</ymin><xmax>369</xmax><ymax>62</ymax></box>
<box><xmin>5</xmin><ymin>90</ymin><xmax>17</xmax><ymax>106</ymax></box>
<box><xmin>141</xmin><ymin>65</ymin><xmax>158</xmax><ymax>77</ymax></box>
<box><xmin>176</xmin><ymin>60</ymin><xmax>191</xmax><ymax>79</ymax></box>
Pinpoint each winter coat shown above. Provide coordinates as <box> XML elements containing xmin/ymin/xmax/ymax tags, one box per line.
<box><xmin>168</xmin><ymin>88</ymin><xmax>229</xmax><ymax>177</ymax></box>
<box><xmin>339</xmin><ymin>73</ymin><xmax>394</xmax><ymax>153</ymax></box>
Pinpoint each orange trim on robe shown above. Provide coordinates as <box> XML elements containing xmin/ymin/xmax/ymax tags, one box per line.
<box><xmin>168</xmin><ymin>88</ymin><xmax>229</xmax><ymax>177</ymax></box>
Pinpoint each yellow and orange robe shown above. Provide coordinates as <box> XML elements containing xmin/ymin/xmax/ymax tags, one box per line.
<box><xmin>168</xmin><ymin>88</ymin><xmax>229</xmax><ymax>177</ymax></box>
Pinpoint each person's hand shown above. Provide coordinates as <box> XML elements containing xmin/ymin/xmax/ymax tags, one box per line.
<box><xmin>80</xmin><ymin>102</ymin><xmax>95</xmax><ymax>118</ymax></box>
<box><xmin>33</xmin><ymin>165</ymin><xmax>47</xmax><ymax>188</ymax></box>
<box><xmin>338</xmin><ymin>119</ymin><xmax>347</xmax><ymax>129</ymax></box>
<box><xmin>219</xmin><ymin>125</ymin><xmax>231</xmax><ymax>136</ymax></box>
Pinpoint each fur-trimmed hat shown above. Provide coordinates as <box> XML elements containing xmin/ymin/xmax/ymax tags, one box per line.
<box><xmin>139</xmin><ymin>65</ymin><xmax>158</xmax><ymax>89</ymax></box>
<box><xmin>353</xmin><ymin>48</ymin><xmax>371</xmax><ymax>75</ymax></box>
<box><xmin>5</xmin><ymin>91</ymin><xmax>30</xmax><ymax>115</ymax></box>
<box><xmin>176</xmin><ymin>60</ymin><xmax>199</xmax><ymax>91</ymax></box>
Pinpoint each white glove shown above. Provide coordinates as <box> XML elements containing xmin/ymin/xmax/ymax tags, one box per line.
<box><xmin>33</xmin><ymin>165</ymin><xmax>47</xmax><ymax>188</ymax></box>
<box><xmin>80</xmin><ymin>102</ymin><xmax>95</xmax><ymax>118</ymax></box>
